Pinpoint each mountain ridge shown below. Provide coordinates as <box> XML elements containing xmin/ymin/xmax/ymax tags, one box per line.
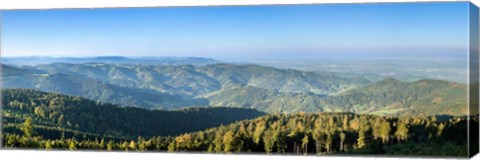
<box><xmin>2</xmin><ymin>88</ymin><xmax>266</xmax><ymax>138</ymax></box>
<box><xmin>2</xmin><ymin>56</ymin><xmax>219</xmax><ymax>66</ymax></box>
<box><xmin>1</xmin><ymin>63</ymin><xmax>470</xmax><ymax>116</ymax></box>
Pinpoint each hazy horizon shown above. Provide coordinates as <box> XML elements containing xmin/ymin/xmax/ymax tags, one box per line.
<box><xmin>2</xmin><ymin>2</ymin><xmax>469</xmax><ymax>60</ymax></box>
<box><xmin>1</xmin><ymin>2</ymin><xmax>471</xmax><ymax>83</ymax></box>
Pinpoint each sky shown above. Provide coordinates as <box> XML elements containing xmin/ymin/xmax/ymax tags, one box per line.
<box><xmin>1</xmin><ymin>2</ymin><xmax>470</xmax><ymax>61</ymax></box>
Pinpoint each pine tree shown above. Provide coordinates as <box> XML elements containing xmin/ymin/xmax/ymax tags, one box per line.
<box><xmin>275</xmin><ymin>129</ymin><xmax>287</xmax><ymax>153</ymax></box>
<box><xmin>129</xmin><ymin>140</ymin><xmax>137</xmax><ymax>151</ymax></box>
<box><xmin>357</xmin><ymin>129</ymin><xmax>366</xmax><ymax>149</ymax></box>
<box><xmin>45</xmin><ymin>140</ymin><xmax>53</xmax><ymax>150</ymax></box>
<box><xmin>223</xmin><ymin>131</ymin><xmax>235</xmax><ymax>153</ymax></box>
<box><xmin>253</xmin><ymin>121</ymin><xmax>266</xmax><ymax>144</ymax></box>
<box><xmin>99</xmin><ymin>138</ymin><xmax>105</xmax><ymax>149</ymax></box>
<box><xmin>325</xmin><ymin>132</ymin><xmax>333</xmax><ymax>153</ymax></box>
<box><xmin>121</xmin><ymin>141</ymin><xmax>129</xmax><ymax>151</ymax></box>
<box><xmin>437</xmin><ymin>122</ymin><xmax>446</xmax><ymax>137</ymax></box>
<box><xmin>263</xmin><ymin>130</ymin><xmax>274</xmax><ymax>153</ymax></box>
<box><xmin>380</xmin><ymin>121</ymin><xmax>391</xmax><ymax>144</ymax></box>
<box><xmin>372</xmin><ymin>118</ymin><xmax>382</xmax><ymax>140</ymax></box>
<box><xmin>395</xmin><ymin>121</ymin><xmax>409</xmax><ymax>142</ymax></box>
<box><xmin>21</xmin><ymin>117</ymin><xmax>34</xmax><ymax>139</ymax></box>
<box><xmin>301</xmin><ymin>135</ymin><xmax>309</xmax><ymax>154</ymax></box>
<box><xmin>138</xmin><ymin>137</ymin><xmax>146</xmax><ymax>151</ymax></box>
<box><xmin>68</xmin><ymin>139</ymin><xmax>77</xmax><ymax>150</ymax></box>
<box><xmin>167</xmin><ymin>141</ymin><xmax>176</xmax><ymax>152</ymax></box>
<box><xmin>339</xmin><ymin>132</ymin><xmax>346</xmax><ymax>152</ymax></box>
<box><xmin>107</xmin><ymin>140</ymin><xmax>114</xmax><ymax>151</ymax></box>
<box><xmin>213</xmin><ymin>130</ymin><xmax>224</xmax><ymax>153</ymax></box>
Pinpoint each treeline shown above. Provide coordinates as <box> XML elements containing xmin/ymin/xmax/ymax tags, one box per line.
<box><xmin>164</xmin><ymin>113</ymin><xmax>475</xmax><ymax>156</ymax></box>
<box><xmin>3</xmin><ymin>112</ymin><xmax>477</xmax><ymax>157</ymax></box>
<box><xmin>2</xmin><ymin>89</ymin><xmax>265</xmax><ymax>138</ymax></box>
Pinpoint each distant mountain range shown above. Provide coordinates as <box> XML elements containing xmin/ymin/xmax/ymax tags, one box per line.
<box><xmin>2</xmin><ymin>56</ymin><xmax>219</xmax><ymax>66</ymax></box>
<box><xmin>2</xmin><ymin>64</ymin><xmax>208</xmax><ymax>110</ymax></box>
<box><xmin>5</xmin><ymin>62</ymin><xmax>369</xmax><ymax>95</ymax></box>
<box><xmin>204</xmin><ymin>79</ymin><xmax>470</xmax><ymax>116</ymax></box>
<box><xmin>1</xmin><ymin>57</ymin><xmax>472</xmax><ymax>116</ymax></box>
<box><xmin>322</xmin><ymin>78</ymin><xmax>470</xmax><ymax>116</ymax></box>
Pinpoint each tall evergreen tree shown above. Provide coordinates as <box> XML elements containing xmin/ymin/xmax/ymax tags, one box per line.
<box><xmin>21</xmin><ymin>117</ymin><xmax>34</xmax><ymax>139</ymax></box>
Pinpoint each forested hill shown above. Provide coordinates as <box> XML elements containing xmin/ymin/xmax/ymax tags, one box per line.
<box><xmin>322</xmin><ymin>78</ymin><xmax>470</xmax><ymax>116</ymax></box>
<box><xmin>2</xmin><ymin>65</ymin><xmax>208</xmax><ymax>110</ymax></box>
<box><xmin>30</xmin><ymin>63</ymin><xmax>370</xmax><ymax>96</ymax></box>
<box><xmin>2</xmin><ymin>63</ymin><xmax>370</xmax><ymax>111</ymax></box>
<box><xmin>204</xmin><ymin>79</ymin><xmax>470</xmax><ymax>116</ymax></box>
<box><xmin>4</xmin><ymin>107</ymin><xmax>476</xmax><ymax>157</ymax></box>
<box><xmin>164</xmin><ymin>112</ymin><xmax>476</xmax><ymax>156</ymax></box>
<box><xmin>2</xmin><ymin>89</ymin><xmax>265</xmax><ymax>138</ymax></box>
<box><xmin>2</xmin><ymin>63</ymin><xmax>471</xmax><ymax>116</ymax></box>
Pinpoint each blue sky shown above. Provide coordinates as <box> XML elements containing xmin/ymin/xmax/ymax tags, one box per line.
<box><xmin>1</xmin><ymin>2</ymin><xmax>470</xmax><ymax>60</ymax></box>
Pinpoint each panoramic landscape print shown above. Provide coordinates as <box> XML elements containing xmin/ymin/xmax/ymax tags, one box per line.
<box><xmin>1</xmin><ymin>1</ymin><xmax>479</xmax><ymax>158</ymax></box>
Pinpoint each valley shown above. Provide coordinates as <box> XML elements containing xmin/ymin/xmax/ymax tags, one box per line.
<box><xmin>1</xmin><ymin>56</ymin><xmax>475</xmax><ymax>157</ymax></box>
<box><xmin>2</xmin><ymin>57</ymin><xmax>471</xmax><ymax>116</ymax></box>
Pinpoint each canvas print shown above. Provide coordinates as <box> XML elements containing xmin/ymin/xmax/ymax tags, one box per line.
<box><xmin>1</xmin><ymin>1</ymin><xmax>479</xmax><ymax>158</ymax></box>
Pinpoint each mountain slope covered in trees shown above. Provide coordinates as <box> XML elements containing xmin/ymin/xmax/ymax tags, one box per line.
<box><xmin>204</xmin><ymin>79</ymin><xmax>469</xmax><ymax>116</ymax></box>
<box><xmin>322</xmin><ymin>78</ymin><xmax>469</xmax><ymax>116</ymax></box>
<box><xmin>204</xmin><ymin>86</ymin><xmax>328</xmax><ymax>113</ymax></box>
<box><xmin>2</xmin><ymin>63</ymin><xmax>471</xmax><ymax>116</ymax></box>
<box><xmin>4</xmin><ymin>105</ymin><xmax>476</xmax><ymax>157</ymax></box>
<box><xmin>196</xmin><ymin>64</ymin><xmax>370</xmax><ymax>95</ymax></box>
<box><xmin>1</xmin><ymin>55</ymin><xmax>473</xmax><ymax>157</ymax></box>
<box><xmin>2</xmin><ymin>65</ymin><xmax>208</xmax><ymax>109</ymax></box>
<box><xmin>2</xmin><ymin>63</ymin><xmax>370</xmax><ymax>111</ymax></box>
<box><xmin>29</xmin><ymin>63</ymin><xmax>370</xmax><ymax>96</ymax></box>
<box><xmin>162</xmin><ymin>112</ymin><xmax>475</xmax><ymax>156</ymax></box>
<box><xmin>2</xmin><ymin>89</ymin><xmax>265</xmax><ymax>138</ymax></box>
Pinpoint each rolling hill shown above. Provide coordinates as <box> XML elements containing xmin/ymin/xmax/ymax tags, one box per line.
<box><xmin>204</xmin><ymin>79</ymin><xmax>470</xmax><ymax>116</ymax></box>
<box><xmin>2</xmin><ymin>62</ymin><xmax>471</xmax><ymax>116</ymax></box>
<box><xmin>2</xmin><ymin>89</ymin><xmax>266</xmax><ymax>138</ymax></box>
<box><xmin>196</xmin><ymin>63</ymin><xmax>371</xmax><ymax>95</ymax></box>
<box><xmin>4</xmin><ymin>62</ymin><xmax>370</xmax><ymax>111</ymax></box>
<box><xmin>2</xmin><ymin>65</ymin><xmax>207</xmax><ymax>110</ymax></box>
<box><xmin>322</xmin><ymin>78</ymin><xmax>469</xmax><ymax>116</ymax></box>
<box><xmin>204</xmin><ymin>86</ymin><xmax>328</xmax><ymax>113</ymax></box>
<box><xmin>29</xmin><ymin>63</ymin><xmax>370</xmax><ymax>96</ymax></box>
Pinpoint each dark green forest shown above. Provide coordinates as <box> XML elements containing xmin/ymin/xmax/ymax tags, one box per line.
<box><xmin>2</xmin><ymin>89</ymin><xmax>477</xmax><ymax>157</ymax></box>
<box><xmin>1</xmin><ymin>89</ymin><xmax>265</xmax><ymax>138</ymax></box>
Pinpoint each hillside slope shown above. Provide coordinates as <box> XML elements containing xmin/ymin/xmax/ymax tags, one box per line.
<box><xmin>31</xmin><ymin>63</ymin><xmax>370</xmax><ymax>97</ymax></box>
<box><xmin>205</xmin><ymin>79</ymin><xmax>469</xmax><ymax>116</ymax></box>
<box><xmin>3</xmin><ymin>63</ymin><xmax>470</xmax><ymax>116</ymax></box>
<box><xmin>323</xmin><ymin>78</ymin><xmax>469</xmax><ymax>116</ymax></box>
<box><xmin>2</xmin><ymin>89</ymin><xmax>265</xmax><ymax>138</ymax></box>
<box><xmin>2</xmin><ymin>65</ymin><xmax>207</xmax><ymax>109</ymax></box>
